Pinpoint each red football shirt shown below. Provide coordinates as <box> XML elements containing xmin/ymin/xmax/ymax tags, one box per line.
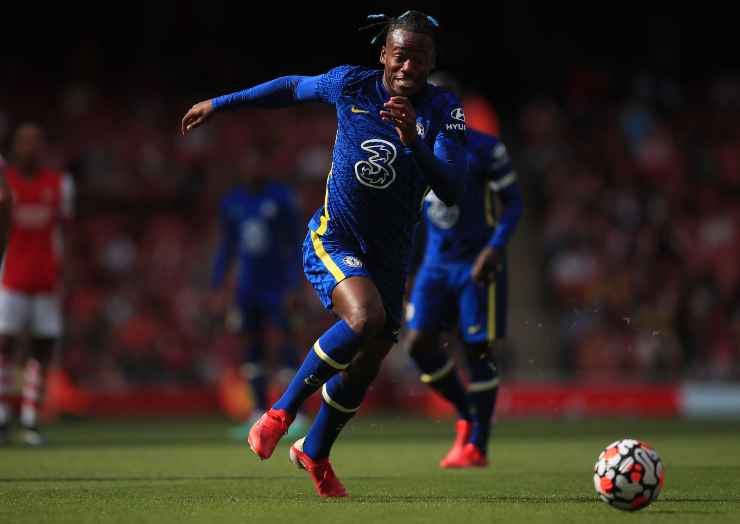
<box><xmin>1</xmin><ymin>167</ymin><xmax>73</xmax><ymax>293</ymax></box>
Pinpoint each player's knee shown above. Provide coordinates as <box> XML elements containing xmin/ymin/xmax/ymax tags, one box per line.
<box><xmin>344</xmin><ymin>304</ymin><xmax>386</xmax><ymax>339</ymax></box>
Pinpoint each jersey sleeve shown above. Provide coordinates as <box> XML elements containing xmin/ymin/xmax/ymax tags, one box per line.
<box><xmin>485</xmin><ymin>140</ymin><xmax>523</xmax><ymax>249</ymax></box>
<box><xmin>487</xmin><ymin>141</ymin><xmax>517</xmax><ymax>192</ymax></box>
<box><xmin>211</xmin><ymin>65</ymin><xmax>357</xmax><ymax>110</ymax></box>
<box><xmin>314</xmin><ymin>65</ymin><xmax>356</xmax><ymax>104</ymax></box>
<box><xmin>435</xmin><ymin>93</ymin><xmax>467</xmax><ymax>176</ymax></box>
<box><xmin>414</xmin><ymin>91</ymin><xmax>467</xmax><ymax>205</ymax></box>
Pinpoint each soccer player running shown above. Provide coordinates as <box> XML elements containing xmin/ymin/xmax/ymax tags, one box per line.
<box><xmin>210</xmin><ymin>157</ymin><xmax>308</xmax><ymax>439</ymax></box>
<box><xmin>182</xmin><ymin>11</ymin><xmax>466</xmax><ymax>497</ymax></box>
<box><xmin>405</xmin><ymin>72</ymin><xmax>523</xmax><ymax>468</ymax></box>
<box><xmin>0</xmin><ymin>124</ymin><xmax>74</xmax><ymax>445</ymax></box>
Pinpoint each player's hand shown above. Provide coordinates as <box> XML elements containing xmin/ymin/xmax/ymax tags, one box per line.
<box><xmin>181</xmin><ymin>99</ymin><xmax>215</xmax><ymax>135</ymax></box>
<box><xmin>380</xmin><ymin>96</ymin><xmax>417</xmax><ymax>146</ymax></box>
<box><xmin>471</xmin><ymin>246</ymin><xmax>500</xmax><ymax>286</ymax></box>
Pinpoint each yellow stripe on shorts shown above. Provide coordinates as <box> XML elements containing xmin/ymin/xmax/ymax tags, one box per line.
<box><xmin>310</xmin><ymin>231</ymin><xmax>345</xmax><ymax>282</ymax></box>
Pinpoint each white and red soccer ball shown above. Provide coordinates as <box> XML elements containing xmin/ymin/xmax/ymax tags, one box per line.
<box><xmin>593</xmin><ymin>438</ymin><xmax>665</xmax><ymax>511</ymax></box>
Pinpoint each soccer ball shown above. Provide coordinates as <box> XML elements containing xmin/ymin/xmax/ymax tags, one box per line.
<box><xmin>593</xmin><ymin>439</ymin><xmax>664</xmax><ymax>511</ymax></box>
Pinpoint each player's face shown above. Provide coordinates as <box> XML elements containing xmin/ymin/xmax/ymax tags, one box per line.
<box><xmin>13</xmin><ymin>125</ymin><xmax>45</xmax><ymax>168</ymax></box>
<box><xmin>380</xmin><ymin>29</ymin><xmax>435</xmax><ymax>97</ymax></box>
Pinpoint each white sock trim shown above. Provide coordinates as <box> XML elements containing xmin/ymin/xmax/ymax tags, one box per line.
<box><xmin>321</xmin><ymin>384</ymin><xmax>360</xmax><ymax>413</ymax></box>
<box><xmin>467</xmin><ymin>377</ymin><xmax>500</xmax><ymax>393</ymax></box>
<box><xmin>313</xmin><ymin>341</ymin><xmax>350</xmax><ymax>371</ymax></box>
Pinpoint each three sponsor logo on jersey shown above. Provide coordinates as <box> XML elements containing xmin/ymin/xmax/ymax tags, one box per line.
<box><xmin>352</xmin><ymin>106</ymin><xmax>465</xmax><ymax>189</ymax></box>
<box><xmin>354</xmin><ymin>139</ymin><xmax>397</xmax><ymax>189</ymax></box>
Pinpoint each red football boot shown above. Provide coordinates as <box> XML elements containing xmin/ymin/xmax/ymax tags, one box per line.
<box><xmin>443</xmin><ymin>442</ymin><xmax>489</xmax><ymax>468</ymax></box>
<box><xmin>439</xmin><ymin>419</ymin><xmax>473</xmax><ymax>469</ymax></box>
<box><xmin>460</xmin><ymin>443</ymin><xmax>489</xmax><ymax>467</ymax></box>
<box><xmin>289</xmin><ymin>437</ymin><xmax>348</xmax><ymax>498</ymax></box>
<box><xmin>247</xmin><ymin>408</ymin><xmax>294</xmax><ymax>460</ymax></box>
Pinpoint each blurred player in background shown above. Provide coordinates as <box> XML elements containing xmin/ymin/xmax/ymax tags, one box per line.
<box><xmin>182</xmin><ymin>10</ymin><xmax>466</xmax><ymax>496</ymax></box>
<box><xmin>405</xmin><ymin>72</ymin><xmax>523</xmax><ymax>468</ymax></box>
<box><xmin>210</xmin><ymin>154</ymin><xmax>308</xmax><ymax>440</ymax></box>
<box><xmin>0</xmin><ymin>123</ymin><xmax>74</xmax><ymax>445</ymax></box>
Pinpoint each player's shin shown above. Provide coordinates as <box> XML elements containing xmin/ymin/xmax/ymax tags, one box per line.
<box><xmin>20</xmin><ymin>339</ymin><xmax>55</xmax><ymax>432</ymax></box>
<box><xmin>464</xmin><ymin>342</ymin><xmax>499</xmax><ymax>454</ymax></box>
<box><xmin>410</xmin><ymin>344</ymin><xmax>471</xmax><ymax>421</ymax></box>
<box><xmin>272</xmin><ymin>320</ymin><xmax>363</xmax><ymax>416</ymax></box>
<box><xmin>301</xmin><ymin>372</ymin><xmax>365</xmax><ymax>460</ymax></box>
<box><xmin>20</xmin><ymin>358</ymin><xmax>43</xmax><ymax>429</ymax></box>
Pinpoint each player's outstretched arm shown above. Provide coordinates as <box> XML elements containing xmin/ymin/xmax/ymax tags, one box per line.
<box><xmin>181</xmin><ymin>75</ymin><xmax>327</xmax><ymax>135</ymax></box>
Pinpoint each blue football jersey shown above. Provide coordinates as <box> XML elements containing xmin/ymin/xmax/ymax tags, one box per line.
<box><xmin>422</xmin><ymin>129</ymin><xmax>519</xmax><ymax>263</ymax></box>
<box><xmin>211</xmin><ymin>182</ymin><xmax>301</xmax><ymax>299</ymax></box>
<box><xmin>307</xmin><ymin>66</ymin><xmax>467</xmax><ymax>268</ymax></box>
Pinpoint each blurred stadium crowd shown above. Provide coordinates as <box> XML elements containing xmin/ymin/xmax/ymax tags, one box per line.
<box><xmin>1</xmin><ymin>68</ymin><xmax>738</xmax><ymax>390</ymax></box>
<box><xmin>522</xmin><ymin>71</ymin><xmax>740</xmax><ymax>381</ymax></box>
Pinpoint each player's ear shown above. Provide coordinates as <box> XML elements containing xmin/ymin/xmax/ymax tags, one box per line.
<box><xmin>379</xmin><ymin>45</ymin><xmax>387</xmax><ymax>66</ymax></box>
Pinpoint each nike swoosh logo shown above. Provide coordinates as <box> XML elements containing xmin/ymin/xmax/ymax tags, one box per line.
<box><xmin>351</xmin><ymin>106</ymin><xmax>370</xmax><ymax>114</ymax></box>
<box><xmin>467</xmin><ymin>325</ymin><xmax>481</xmax><ymax>334</ymax></box>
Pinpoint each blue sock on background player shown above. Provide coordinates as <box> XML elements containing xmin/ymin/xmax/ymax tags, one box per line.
<box><xmin>465</xmin><ymin>343</ymin><xmax>499</xmax><ymax>454</ymax></box>
<box><xmin>244</xmin><ymin>362</ymin><xmax>269</xmax><ymax>413</ymax></box>
<box><xmin>276</xmin><ymin>339</ymin><xmax>299</xmax><ymax>392</ymax></box>
<box><xmin>278</xmin><ymin>340</ymin><xmax>298</xmax><ymax>373</ymax></box>
<box><xmin>409</xmin><ymin>345</ymin><xmax>471</xmax><ymax>421</ymax></box>
<box><xmin>273</xmin><ymin>320</ymin><xmax>363</xmax><ymax>416</ymax></box>
<box><xmin>302</xmin><ymin>372</ymin><xmax>366</xmax><ymax>459</ymax></box>
<box><xmin>243</xmin><ymin>334</ymin><xmax>268</xmax><ymax>413</ymax></box>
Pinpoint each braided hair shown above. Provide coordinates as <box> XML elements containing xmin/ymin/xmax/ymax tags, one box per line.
<box><xmin>359</xmin><ymin>10</ymin><xmax>440</xmax><ymax>46</ymax></box>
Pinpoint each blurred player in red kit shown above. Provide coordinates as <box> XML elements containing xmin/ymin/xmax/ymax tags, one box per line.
<box><xmin>0</xmin><ymin>124</ymin><xmax>74</xmax><ymax>445</ymax></box>
<box><xmin>0</xmin><ymin>154</ymin><xmax>11</xmax><ymax>259</ymax></box>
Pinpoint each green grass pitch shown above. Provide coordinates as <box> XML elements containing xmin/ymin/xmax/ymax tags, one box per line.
<box><xmin>1</xmin><ymin>417</ymin><xmax>739</xmax><ymax>523</ymax></box>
